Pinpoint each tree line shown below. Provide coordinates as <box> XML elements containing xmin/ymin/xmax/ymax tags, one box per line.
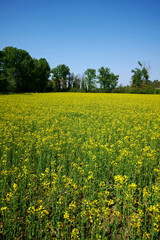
<box><xmin>0</xmin><ymin>46</ymin><xmax>160</xmax><ymax>94</ymax></box>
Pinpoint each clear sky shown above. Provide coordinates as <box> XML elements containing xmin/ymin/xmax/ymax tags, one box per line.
<box><xmin>1</xmin><ymin>0</ymin><xmax>160</xmax><ymax>85</ymax></box>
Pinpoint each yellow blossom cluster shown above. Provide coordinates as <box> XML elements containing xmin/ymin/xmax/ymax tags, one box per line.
<box><xmin>0</xmin><ymin>93</ymin><xmax>160</xmax><ymax>239</ymax></box>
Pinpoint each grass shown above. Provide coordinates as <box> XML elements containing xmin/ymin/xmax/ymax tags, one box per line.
<box><xmin>0</xmin><ymin>93</ymin><xmax>160</xmax><ymax>239</ymax></box>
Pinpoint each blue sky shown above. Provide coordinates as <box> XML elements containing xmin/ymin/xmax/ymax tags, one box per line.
<box><xmin>1</xmin><ymin>0</ymin><xmax>160</xmax><ymax>85</ymax></box>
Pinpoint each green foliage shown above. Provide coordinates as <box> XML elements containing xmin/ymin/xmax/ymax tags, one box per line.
<box><xmin>81</xmin><ymin>75</ymin><xmax>87</xmax><ymax>92</ymax></box>
<box><xmin>129</xmin><ymin>61</ymin><xmax>158</xmax><ymax>94</ymax></box>
<box><xmin>152</xmin><ymin>80</ymin><xmax>160</xmax><ymax>88</ymax></box>
<box><xmin>129</xmin><ymin>84</ymin><xmax>154</xmax><ymax>94</ymax></box>
<box><xmin>72</xmin><ymin>74</ymin><xmax>81</xmax><ymax>90</ymax></box>
<box><xmin>0</xmin><ymin>47</ymin><xmax>50</xmax><ymax>93</ymax></box>
<box><xmin>84</xmin><ymin>68</ymin><xmax>96</xmax><ymax>92</ymax></box>
<box><xmin>33</xmin><ymin>58</ymin><xmax>50</xmax><ymax>92</ymax></box>
<box><xmin>67</xmin><ymin>72</ymin><xmax>74</xmax><ymax>90</ymax></box>
<box><xmin>131</xmin><ymin>61</ymin><xmax>150</xmax><ymax>87</ymax></box>
<box><xmin>51</xmin><ymin>64</ymin><xmax>70</xmax><ymax>91</ymax></box>
<box><xmin>114</xmin><ymin>84</ymin><xmax>130</xmax><ymax>93</ymax></box>
<box><xmin>4</xmin><ymin>47</ymin><xmax>35</xmax><ymax>92</ymax></box>
<box><xmin>68</xmin><ymin>73</ymin><xmax>81</xmax><ymax>91</ymax></box>
<box><xmin>97</xmin><ymin>67</ymin><xmax>119</xmax><ymax>92</ymax></box>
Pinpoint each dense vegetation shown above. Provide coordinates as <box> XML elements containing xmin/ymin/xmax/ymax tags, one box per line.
<box><xmin>0</xmin><ymin>46</ymin><xmax>160</xmax><ymax>94</ymax></box>
<box><xmin>0</xmin><ymin>93</ymin><xmax>160</xmax><ymax>239</ymax></box>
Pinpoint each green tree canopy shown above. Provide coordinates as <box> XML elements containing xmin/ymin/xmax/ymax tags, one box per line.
<box><xmin>97</xmin><ymin>67</ymin><xmax>119</xmax><ymax>92</ymax></box>
<box><xmin>0</xmin><ymin>46</ymin><xmax>34</xmax><ymax>92</ymax></box>
<box><xmin>84</xmin><ymin>68</ymin><xmax>96</xmax><ymax>92</ymax></box>
<box><xmin>33</xmin><ymin>58</ymin><xmax>50</xmax><ymax>92</ymax></box>
<box><xmin>131</xmin><ymin>61</ymin><xmax>150</xmax><ymax>87</ymax></box>
<box><xmin>51</xmin><ymin>64</ymin><xmax>70</xmax><ymax>91</ymax></box>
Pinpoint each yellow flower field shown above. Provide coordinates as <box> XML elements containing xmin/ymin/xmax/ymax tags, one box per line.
<box><xmin>0</xmin><ymin>93</ymin><xmax>160</xmax><ymax>239</ymax></box>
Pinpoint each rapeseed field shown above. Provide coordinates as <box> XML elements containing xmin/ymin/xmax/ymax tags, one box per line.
<box><xmin>0</xmin><ymin>93</ymin><xmax>160</xmax><ymax>239</ymax></box>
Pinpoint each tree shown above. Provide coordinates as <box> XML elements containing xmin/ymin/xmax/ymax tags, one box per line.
<box><xmin>73</xmin><ymin>74</ymin><xmax>81</xmax><ymax>91</ymax></box>
<box><xmin>67</xmin><ymin>73</ymin><xmax>74</xmax><ymax>90</ymax></box>
<box><xmin>97</xmin><ymin>67</ymin><xmax>119</xmax><ymax>92</ymax></box>
<box><xmin>0</xmin><ymin>46</ymin><xmax>34</xmax><ymax>92</ymax></box>
<box><xmin>67</xmin><ymin>73</ymin><xmax>81</xmax><ymax>91</ymax></box>
<box><xmin>81</xmin><ymin>74</ymin><xmax>87</xmax><ymax>92</ymax></box>
<box><xmin>152</xmin><ymin>80</ymin><xmax>160</xmax><ymax>89</ymax></box>
<box><xmin>84</xmin><ymin>68</ymin><xmax>96</xmax><ymax>92</ymax></box>
<box><xmin>51</xmin><ymin>64</ymin><xmax>70</xmax><ymax>91</ymax></box>
<box><xmin>0</xmin><ymin>47</ymin><xmax>17</xmax><ymax>92</ymax></box>
<box><xmin>33</xmin><ymin>58</ymin><xmax>50</xmax><ymax>92</ymax></box>
<box><xmin>51</xmin><ymin>66</ymin><xmax>61</xmax><ymax>92</ymax></box>
<box><xmin>131</xmin><ymin>61</ymin><xmax>150</xmax><ymax>87</ymax></box>
<box><xmin>0</xmin><ymin>51</ymin><xmax>6</xmax><ymax>92</ymax></box>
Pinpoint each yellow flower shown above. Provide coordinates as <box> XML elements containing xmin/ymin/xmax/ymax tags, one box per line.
<box><xmin>69</xmin><ymin>201</ymin><xmax>76</xmax><ymax>210</ymax></box>
<box><xmin>71</xmin><ymin>228</ymin><xmax>80</xmax><ymax>239</ymax></box>
<box><xmin>64</xmin><ymin>210</ymin><xmax>69</xmax><ymax>220</ymax></box>
<box><xmin>128</xmin><ymin>183</ymin><xmax>137</xmax><ymax>190</ymax></box>
<box><xmin>1</xmin><ymin>207</ymin><xmax>8</xmax><ymax>215</ymax></box>
<box><xmin>99</xmin><ymin>181</ymin><xmax>105</xmax><ymax>187</ymax></box>
<box><xmin>13</xmin><ymin>183</ymin><xmax>18</xmax><ymax>191</ymax></box>
<box><xmin>88</xmin><ymin>171</ymin><xmax>94</xmax><ymax>180</ymax></box>
<box><xmin>6</xmin><ymin>191</ymin><xmax>13</xmax><ymax>202</ymax></box>
<box><xmin>27</xmin><ymin>206</ymin><xmax>36</xmax><ymax>215</ymax></box>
